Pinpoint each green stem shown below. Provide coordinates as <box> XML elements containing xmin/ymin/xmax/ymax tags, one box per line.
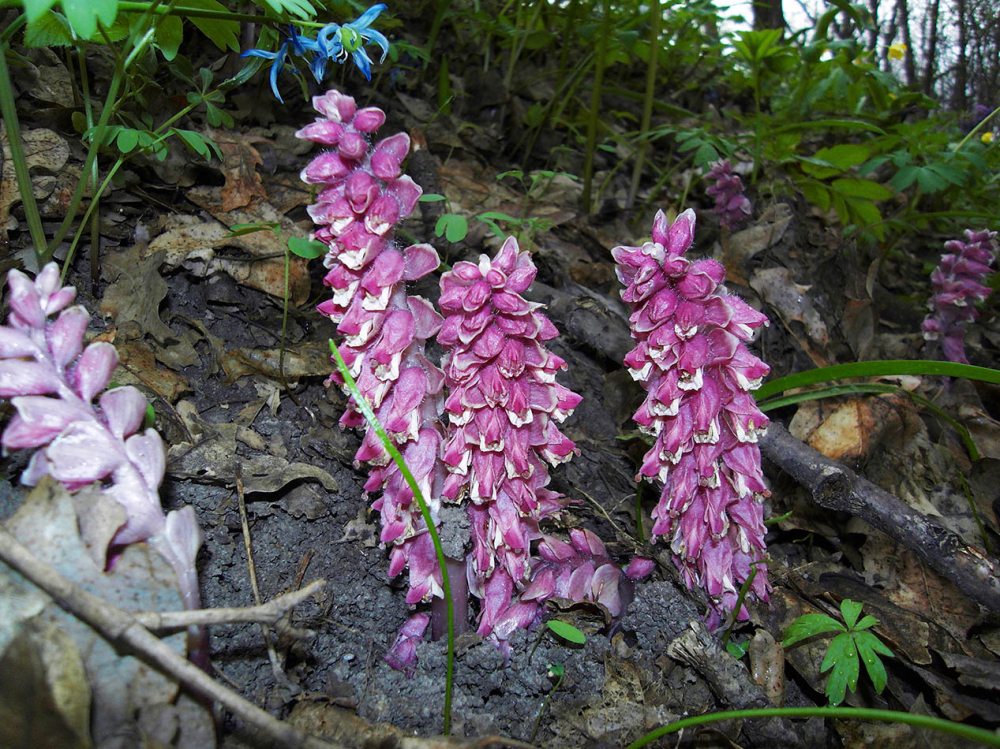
<box><xmin>0</xmin><ymin>35</ymin><xmax>48</xmax><ymax>266</ymax></box>
<box><xmin>627</xmin><ymin>706</ymin><xmax>1000</xmax><ymax>749</ymax></box>
<box><xmin>330</xmin><ymin>344</ymin><xmax>454</xmax><ymax>735</ymax></box>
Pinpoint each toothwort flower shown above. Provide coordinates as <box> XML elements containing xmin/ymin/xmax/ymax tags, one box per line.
<box><xmin>0</xmin><ymin>264</ymin><xmax>202</xmax><ymax>614</ymax></box>
<box><xmin>613</xmin><ymin>209</ymin><xmax>771</xmax><ymax>626</ymax></box>
<box><xmin>921</xmin><ymin>229</ymin><xmax>997</xmax><ymax>365</ymax></box>
<box><xmin>705</xmin><ymin>160</ymin><xmax>752</xmax><ymax>230</ymax></box>
<box><xmin>438</xmin><ymin>237</ymin><xmax>584</xmax><ymax>638</ymax></box>
<box><xmin>298</xmin><ymin>90</ymin><xmax>448</xmax><ymax>616</ymax></box>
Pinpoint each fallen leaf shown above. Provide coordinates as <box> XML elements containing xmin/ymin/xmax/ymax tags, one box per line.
<box><xmin>750</xmin><ymin>266</ymin><xmax>829</xmax><ymax>364</ymax></box>
<box><xmin>221</xmin><ymin>341</ymin><xmax>333</xmax><ymax>385</ymax></box>
<box><xmin>722</xmin><ymin>203</ymin><xmax>793</xmax><ymax>283</ymax></box>
<box><xmin>100</xmin><ymin>248</ymin><xmax>176</xmax><ymax>343</ymax></box>
<box><xmin>212</xmin><ymin>130</ymin><xmax>268</xmax><ymax>211</ymax></box>
<box><xmin>167</xmin><ymin>400</ymin><xmax>341</xmax><ymax>495</ymax></box>
<box><xmin>0</xmin><ymin>128</ymin><xmax>70</xmax><ymax>235</ymax></box>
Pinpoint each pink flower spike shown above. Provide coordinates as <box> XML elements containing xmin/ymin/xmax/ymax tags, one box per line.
<box><xmin>294</xmin><ymin>120</ymin><xmax>345</xmax><ymax>145</ymax></box>
<box><xmin>353</xmin><ymin>106</ymin><xmax>387</xmax><ymax>133</ymax></box>
<box><xmin>614</xmin><ymin>208</ymin><xmax>771</xmax><ymax>626</ymax></box>
<box><xmin>386</xmin><ymin>613</ymin><xmax>430</xmax><ymax>673</ymax></box>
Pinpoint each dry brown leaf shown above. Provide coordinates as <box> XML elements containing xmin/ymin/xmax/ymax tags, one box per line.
<box><xmin>167</xmin><ymin>400</ymin><xmax>341</xmax><ymax>495</ymax></box>
<box><xmin>212</xmin><ymin>130</ymin><xmax>268</xmax><ymax>211</ymax></box>
<box><xmin>0</xmin><ymin>128</ymin><xmax>70</xmax><ymax>235</ymax></box>
<box><xmin>789</xmin><ymin>392</ymin><xmax>915</xmax><ymax>463</ymax></box>
<box><xmin>112</xmin><ymin>338</ymin><xmax>192</xmax><ymax>403</ymax></box>
<box><xmin>100</xmin><ymin>247</ymin><xmax>175</xmax><ymax>343</ymax></box>
<box><xmin>722</xmin><ymin>203</ymin><xmax>793</xmax><ymax>283</ymax></box>
<box><xmin>221</xmin><ymin>341</ymin><xmax>333</xmax><ymax>385</ymax></box>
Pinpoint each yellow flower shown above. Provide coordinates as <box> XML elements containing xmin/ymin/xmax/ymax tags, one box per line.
<box><xmin>888</xmin><ymin>43</ymin><xmax>906</xmax><ymax>60</ymax></box>
<box><xmin>983</xmin><ymin>132</ymin><xmax>995</xmax><ymax>144</ymax></box>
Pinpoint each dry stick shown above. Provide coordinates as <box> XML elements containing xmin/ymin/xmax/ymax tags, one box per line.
<box><xmin>134</xmin><ymin>579</ymin><xmax>327</xmax><ymax>630</ymax></box>
<box><xmin>759</xmin><ymin>422</ymin><xmax>1000</xmax><ymax>612</ymax></box>
<box><xmin>235</xmin><ymin>465</ymin><xmax>288</xmax><ymax>686</ymax></box>
<box><xmin>0</xmin><ymin>526</ymin><xmax>343</xmax><ymax>749</ymax></box>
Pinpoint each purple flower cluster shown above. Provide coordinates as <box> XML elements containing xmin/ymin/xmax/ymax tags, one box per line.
<box><xmin>921</xmin><ymin>229</ymin><xmax>997</xmax><ymax>365</ymax></box>
<box><xmin>298</xmin><ymin>90</ymin><xmax>448</xmax><ymax>606</ymax></box>
<box><xmin>301</xmin><ymin>90</ymin><xmax>653</xmax><ymax>668</ymax></box>
<box><xmin>613</xmin><ymin>209</ymin><xmax>770</xmax><ymax>626</ymax></box>
<box><xmin>705</xmin><ymin>160</ymin><xmax>752</xmax><ymax>230</ymax></box>
<box><xmin>438</xmin><ymin>237</ymin><xmax>583</xmax><ymax>637</ymax></box>
<box><xmin>0</xmin><ymin>264</ymin><xmax>202</xmax><ymax>611</ymax></box>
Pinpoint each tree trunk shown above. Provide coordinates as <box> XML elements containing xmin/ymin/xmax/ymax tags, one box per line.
<box><xmin>953</xmin><ymin>0</ymin><xmax>969</xmax><ymax>109</ymax></box>
<box><xmin>896</xmin><ymin>0</ymin><xmax>917</xmax><ymax>86</ymax></box>
<box><xmin>922</xmin><ymin>0</ymin><xmax>941</xmax><ymax>97</ymax></box>
<box><xmin>752</xmin><ymin>0</ymin><xmax>785</xmax><ymax>31</ymax></box>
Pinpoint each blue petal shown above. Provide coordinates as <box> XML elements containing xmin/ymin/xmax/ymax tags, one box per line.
<box><xmin>240</xmin><ymin>48</ymin><xmax>280</xmax><ymax>60</ymax></box>
<box><xmin>270</xmin><ymin>46</ymin><xmax>289</xmax><ymax>102</ymax></box>
<box><xmin>317</xmin><ymin>23</ymin><xmax>344</xmax><ymax>58</ymax></box>
<box><xmin>361</xmin><ymin>29</ymin><xmax>390</xmax><ymax>62</ymax></box>
<box><xmin>309</xmin><ymin>53</ymin><xmax>328</xmax><ymax>82</ymax></box>
<box><xmin>352</xmin><ymin>48</ymin><xmax>373</xmax><ymax>81</ymax></box>
<box><xmin>351</xmin><ymin>3</ymin><xmax>386</xmax><ymax>31</ymax></box>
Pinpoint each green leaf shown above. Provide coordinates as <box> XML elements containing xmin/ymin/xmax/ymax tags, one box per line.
<box><xmin>226</xmin><ymin>222</ymin><xmax>280</xmax><ymax>238</ymax></box>
<box><xmin>183</xmin><ymin>0</ymin><xmax>240</xmax><ymax>51</ymax></box>
<box><xmin>156</xmin><ymin>14</ymin><xmax>183</xmax><ymax>61</ymax></box>
<box><xmin>547</xmin><ymin>620</ymin><xmax>586</xmax><ymax>644</ymax></box>
<box><xmin>694</xmin><ymin>141</ymin><xmax>719</xmax><ymax>167</ymax></box>
<box><xmin>477</xmin><ymin>211</ymin><xmax>519</xmax><ymax>222</ymax></box>
<box><xmin>840</xmin><ymin>600</ymin><xmax>864</xmax><ymax>630</ymax></box>
<box><xmin>830</xmin><ymin>178</ymin><xmax>894</xmax><ymax>201</ymax></box>
<box><xmin>821</xmin><ymin>633</ymin><xmax>858</xmax><ymax>706</ymax></box>
<box><xmin>854</xmin><ymin>615</ymin><xmax>879</xmax><ymax>631</ymax></box>
<box><xmin>813</xmin><ymin>144</ymin><xmax>870</xmax><ymax>172</ymax></box>
<box><xmin>143</xmin><ymin>402</ymin><xmax>156</xmax><ymax>430</ymax></box>
<box><xmin>800</xmin><ymin>181</ymin><xmax>830</xmax><ymax>213</ymax></box>
<box><xmin>24</xmin><ymin>11</ymin><xmax>74</xmax><ymax>47</ymax></box>
<box><xmin>435</xmin><ymin>214</ymin><xmax>468</xmax><ymax>243</ymax></box>
<box><xmin>418</xmin><ymin>193</ymin><xmax>448</xmax><ymax>202</ymax></box>
<box><xmin>853</xmin><ymin>630</ymin><xmax>894</xmax><ymax>659</ymax></box>
<box><xmin>116</xmin><ymin>128</ymin><xmax>140</xmax><ymax>154</ymax></box>
<box><xmin>259</xmin><ymin>0</ymin><xmax>316</xmax><ymax>20</ymax></box>
<box><xmin>782</xmin><ymin>613</ymin><xmax>846</xmax><ymax>647</ymax></box>
<box><xmin>288</xmin><ymin>236</ymin><xmax>327</xmax><ymax>259</ymax></box>
<box><xmin>726</xmin><ymin>640</ymin><xmax>749</xmax><ymax>659</ymax></box>
<box><xmin>60</xmin><ymin>0</ymin><xmax>118</xmax><ymax>39</ymax></box>
<box><xmin>173</xmin><ymin>128</ymin><xmax>210</xmax><ymax>160</ymax></box>
<box><xmin>22</xmin><ymin>0</ymin><xmax>58</xmax><ymax>24</ymax></box>
<box><xmin>854</xmin><ymin>632</ymin><xmax>893</xmax><ymax>695</ymax></box>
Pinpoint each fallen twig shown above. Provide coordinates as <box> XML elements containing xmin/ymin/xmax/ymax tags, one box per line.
<box><xmin>0</xmin><ymin>525</ymin><xmax>345</xmax><ymax>749</ymax></box>
<box><xmin>759</xmin><ymin>422</ymin><xmax>1000</xmax><ymax>612</ymax></box>
<box><xmin>134</xmin><ymin>578</ymin><xmax>327</xmax><ymax>630</ymax></box>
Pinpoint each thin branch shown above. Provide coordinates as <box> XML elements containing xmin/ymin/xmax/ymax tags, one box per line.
<box><xmin>759</xmin><ymin>422</ymin><xmax>1000</xmax><ymax>612</ymax></box>
<box><xmin>134</xmin><ymin>579</ymin><xmax>327</xmax><ymax>630</ymax></box>
<box><xmin>0</xmin><ymin>526</ymin><xmax>344</xmax><ymax>749</ymax></box>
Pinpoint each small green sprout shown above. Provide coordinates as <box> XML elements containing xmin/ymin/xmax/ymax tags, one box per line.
<box><xmin>782</xmin><ymin>599</ymin><xmax>894</xmax><ymax>706</ymax></box>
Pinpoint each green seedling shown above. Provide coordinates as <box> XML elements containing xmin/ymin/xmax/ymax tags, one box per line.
<box><xmin>782</xmin><ymin>599</ymin><xmax>894</xmax><ymax>706</ymax></box>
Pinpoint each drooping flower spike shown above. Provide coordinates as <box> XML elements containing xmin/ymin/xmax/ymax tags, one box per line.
<box><xmin>922</xmin><ymin>229</ymin><xmax>997</xmax><ymax>365</ymax></box>
<box><xmin>613</xmin><ymin>209</ymin><xmax>771</xmax><ymax>627</ymax></box>
<box><xmin>298</xmin><ymin>90</ymin><xmax>448</xmax><ymax>613</ymax></box>
<box><xmin>705</xmin><ymin>160</ymin><xmax>751</xmax><ymax>230</ymax></box>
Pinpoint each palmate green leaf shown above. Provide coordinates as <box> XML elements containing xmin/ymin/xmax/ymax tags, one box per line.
<box><xmin>813</xmin><ymin>143</ymin><xmax>870</xmax><ymax>171</ymax></box>
<box><xmin>781</xmin><ymin>613</ymin><xmax>846</xmax><ymax>647</ymax></box>
<box><xmin>60</xmin><ymin>0</ymin><xmax>118</xmax><ymax>39</ymax></box>
<box><xmin>854</xmin><ymin>615</ymin><xmax>879</xmax><ymax>631</ymax></box>
<box><xmin>24</xmin><ymin>10</ymin><xmax>74</xmax><ymax>47</ymax></box>
<box><xmin>821</xmin><ymin>632</ymin><xmax>858</xmax><ymax>706</ymax></box>
<box><xmin>840</xmin><ymin>599</ymin><xmax>864</xmax><ymax>629</ymax></box>
<box><xmin>854</xmin><ymin>631</ymin><xmax>893</xmax><ymax>694</ymax></box>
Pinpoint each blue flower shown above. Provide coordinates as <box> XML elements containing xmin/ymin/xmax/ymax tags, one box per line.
<box><xmin>315</xmin><ymin>4</ymin><xmax>390</xmax><ymax>82</ymax></box>
<box><xmin>241</xmin><ymin>26</ymin><xmax>319</xmax><ymax>103</ymax></box>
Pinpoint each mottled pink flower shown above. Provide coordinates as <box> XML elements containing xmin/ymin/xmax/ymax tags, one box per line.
<box><xmin>298</xmin><ymin>90</ymin><xmax>448</xmax><ymax>612</ymax></box>
<box><xmin>614</xmin><ymin>209</ymin><xmax>770</xmax><ymax>626</ymax></box>
<box><xmin>922</xmin><ymin>229</ymin><xmax>997</xmax><ymax>364</ymax></box>
<box><xmin>705</xmin><ymin>160</ymin><xmax>752</xmax><ymax>230</ymax></box>
<box><xmin>385</xmin><ymin>612</ymin><xmax>430</xmax><ymax>673</ymax></box>
<box><xmin>0</xmin><ymin>264</ymin><xmax>202</xmax><ymax>612</ymax></box>
<box><xmin>439</xmin><ymin>237</ymin><xmax>584</xmax><ymax>637</ymax></box>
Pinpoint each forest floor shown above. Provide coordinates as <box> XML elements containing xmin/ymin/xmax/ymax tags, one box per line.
<box><xmin>2</xmin><ymin>35</ymin><xmax>1000</xmax><ymax>749</ymax></box>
